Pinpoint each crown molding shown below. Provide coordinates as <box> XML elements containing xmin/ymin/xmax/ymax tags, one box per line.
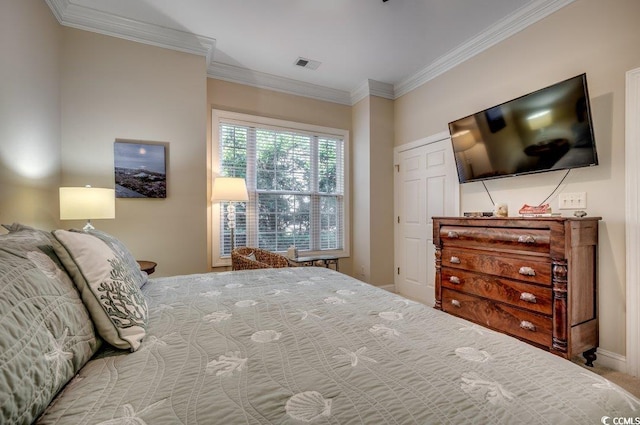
<box><xmin>207</xmin><ymin>62</ymin><xmax>353</xmax><ymax>106</ymax></box>
<box><xmin>350</xmin><ymin>81</ymin><xmax>372</xmax><ymax>105</ymax></box>
<box><xmin>44</xmin><ymin>0</ymin><xmax>351</xmax><ymax>106</ymax></box>
<box><xmin>45</xmin><ymin>0</ymin><xmax>215</xmax><ymax>63</ymax></box>
<box><xmin>351</xmin><ymin>80</ymin><xmax>395</xmax><ymax>104</ymax></box>
<box><xmin>368</xmin><ymin>80</ymin><xmax>395</xmax><ymax>100</ymax></box>
<box><xmin>394</xmin><ymin>0</ymin><xmax>576</xmax><ymax>98</ymax></box>
<box><xmin>45</xmin><ymin>0</ymin><xmax>573</xmax><ymax>105</ymax></box>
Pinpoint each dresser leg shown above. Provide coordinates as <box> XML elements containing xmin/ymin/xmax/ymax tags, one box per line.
<box><xmin>583</xmin><ymin>348</ymin><xmax>597</xmax><ymax>367</ymax></box>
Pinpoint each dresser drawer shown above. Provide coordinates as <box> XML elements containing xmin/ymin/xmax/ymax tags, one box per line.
<box><xmin>441</xmin><ymin>267</ymin><xmax>552</xmax><ymax>315</ymax></box>
<box><xmin>442</xmin><ymin>247</ymin><xmax>552</xmax><ymax>285</ymax></box>
<box><xmin>442</xmin><ymin>288</ymin><xmax>552</xmax><ymax>347</ymax></box>
<box><xmin>440</xmin><ymin>225</ymin><xmax>550</xmax><ymax>255</ymax></box>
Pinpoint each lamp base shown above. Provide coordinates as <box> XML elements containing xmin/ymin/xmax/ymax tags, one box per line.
<box><xmin>227</xmin><ymin>203</ymin><xmax>237</xmax><ymax>252</ymax></box>
<box><xmin>83</xmin><ymin>220</ymin><xmax>96</xmax><ymax>232</ymax></box>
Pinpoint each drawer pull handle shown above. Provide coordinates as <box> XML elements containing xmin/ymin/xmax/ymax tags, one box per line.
<box><xmin>519</xmin><ymin>266</ymin><xmax>536</xmax><ymax>276</ymax></box>
<box><xmin>520</xmin><ymin>292</ymin><xmax>537</xmax><ymax>303</ymax></box>
<box><xmin>451</xmin><ymin>299</ymin><xmax>461</xmax><ymax>307</ymax></box>
<box><xmin>447</xmin><ymin>231</ymin><xmax>459</xmax><ymax>238</ymax></box>
<box><xmin>518</xmin><ymin>235</ymin><xmax>536</xmax><ymax>244</ymax></box>
<box><xmin>450</xmin><ymin>256</ymin><xmax>461</xmax><ymax>264</ymax></box>
<box><xmin>449</xmin><ymin>276</ymin><xmax>461</xmax><ymax>284</ymax></box>
<box><xmin>520</xmin><ymin>320</ymin><xmax>536</xmax><ymax>332</ymax></box>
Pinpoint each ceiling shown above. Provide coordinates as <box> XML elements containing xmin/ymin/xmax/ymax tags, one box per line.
<box><xmin>45</xmin><ymin>0</ymin><xmax>574</xmax><ymax>105</ymax></box>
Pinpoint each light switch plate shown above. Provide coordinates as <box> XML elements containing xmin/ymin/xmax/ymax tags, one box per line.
<box><xmin>558</xmin><ymin>192</ymin><xmax>586</xmax><ymax>209</ymax></box>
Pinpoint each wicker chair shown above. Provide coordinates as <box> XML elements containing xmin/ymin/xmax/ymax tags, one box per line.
<box><xmin>231</xmin><ymin>247</ymin><xmax>290</xmax><ymax>270</ymax></box>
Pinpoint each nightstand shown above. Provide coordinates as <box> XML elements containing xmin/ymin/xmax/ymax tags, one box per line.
<box><xmin>137</xmin><ymin>260</ymin><xmax>157</xmax><ymax>275</ymax></box>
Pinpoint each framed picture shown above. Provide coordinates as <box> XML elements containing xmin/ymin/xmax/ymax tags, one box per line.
<box><xmin>485</xmin><ymin>106</ymin><xmax>506</xmax><ymax>133</ymax></box>
<box><xmin>114</xmin><ymin>140</ymin><xmax>167</xmax><ymax>198</ymax></box>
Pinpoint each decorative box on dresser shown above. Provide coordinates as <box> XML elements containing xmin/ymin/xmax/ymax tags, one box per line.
<box><xmin>432</xmin><ymin>216</ymin><xmax>600</xmax><ymax>366</ymax></box>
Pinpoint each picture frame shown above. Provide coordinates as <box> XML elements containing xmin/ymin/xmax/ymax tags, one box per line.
<box><xmin>114</xmin><ymin>139</ymin><xmax>167</xmax><ymax>198</ymax></box>
<box><xmin>485</xmin><ymin>106</ymin><xmax>506</xmax><ymax>133</ymax></box>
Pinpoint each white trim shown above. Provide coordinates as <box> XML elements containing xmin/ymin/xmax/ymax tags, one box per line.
<box><xmin>207</xmin><ymin>62</ymin><xmax>353</xmax><ymax>106</ymax></box>
<box><xmin>45</xmin><ymin>0</ymin><xmax>215</xmax><ymax>63</ymax></box>
<box><xmin>625</xmin><ymin>67</ymin><xmax>640</xmax><ymax>377</ymax></box>
<box><xmin>351</xmin><ymin>80</ymin><xmax>395</xmax><ymax>104</ymax></box>
<box><xmin>368</xmin><ymin>80</ymin><xmax>395</xmax><ymax>100</ymax></box>
<box><xmin>210</xmin><ymin>110</ymin><xmax>351</xmax><ymax>267</ymax></box>
<box><xmin>395</xmin><ymin>131</ymin><xmax>451</xmax><ymax>154</ymax></box>
<box><xmin>378</xmin><ymin>284</ymin><xmax>397</xmax><ymax>293</ymax></box>
<box><xmin>44</xmin><ymin>0</ymin><xmax>573</xmax><ymax>106</ymax></box>
<box><xmin>394</xmin><ymin>0</ymin><xmax>575</xmax><ymax>98</ymax></box>
<box><xmin>595</xmin><ymin>348</ymin><xmax>627</xmax><ymax>373</ymax></box>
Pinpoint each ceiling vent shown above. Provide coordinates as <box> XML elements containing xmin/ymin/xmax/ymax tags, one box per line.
<box><xmin>294</xmin><ymin>57</ymin><xmax>321</xmax><ymax>70</ymax></box>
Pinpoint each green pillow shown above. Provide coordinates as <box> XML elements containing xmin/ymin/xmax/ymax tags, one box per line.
<box><xmin>0</xmin><ymin>226</ymin><xmax>100</xmax><ymax>424</ymax></box>
<box><xmin>52</xmin><ymin>229</ymin><xmax>148</xmax><ymax>351</ymax></box>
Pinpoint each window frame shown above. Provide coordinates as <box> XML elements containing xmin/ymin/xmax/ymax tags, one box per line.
<box><xmin>211</xmin><ymin>109</ymin><xmax>350</xmax><ymax>267</ymax></box>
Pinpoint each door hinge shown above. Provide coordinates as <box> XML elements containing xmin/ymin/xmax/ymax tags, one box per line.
<box><xmin>397</xmin><ymin>216</ymin><xmax>400</xmax><ymax>224</ymax></box>
<box><xmin>395</xmin><ymin>164</ymin><xmax>400</xmax><ymax>172</ymax></box>
<box><xmin>397</xmin><ymin>267</ymin><xmax>400</xmax><ymax>275</ymax></box>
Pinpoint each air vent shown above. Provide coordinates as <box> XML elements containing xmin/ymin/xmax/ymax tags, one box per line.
<box><xmin>294</xmin><ymin>57</ymin><xmax>321</xmax><ymax>70</ymax></box>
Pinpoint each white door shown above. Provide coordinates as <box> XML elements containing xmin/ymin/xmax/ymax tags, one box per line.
<box><xmin>394</xmin><ymin>134</ymin><xmax>458</xmax><ymax>305</ymax></box>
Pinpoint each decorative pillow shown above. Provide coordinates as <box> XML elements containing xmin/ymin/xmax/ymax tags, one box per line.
<box><xmin>2</xmin><ymin>222</ymin><xmax>39</xmax><ymax>232</ymax></box>
<box><xmin>52</xmin><ymin>229</ymin><xmax>148</xmax><ymax>351</ymax></box>
<box><xmin>82</xmin><ymin>229</ymin><xmax>148</xmax><ymax>288</ymax></box>
<box><xmin>0</xmin><ymin>226</ymin><xmax>100</xmax><ymax>424</ymax></box>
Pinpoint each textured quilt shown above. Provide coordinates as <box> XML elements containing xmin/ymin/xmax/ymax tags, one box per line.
<box><xmin>37</xmin><ymin>267</ymin><xmax>639</xmax><ymax>424</ymax></box>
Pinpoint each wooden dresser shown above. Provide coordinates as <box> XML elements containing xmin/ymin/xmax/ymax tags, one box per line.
<box><xmin>433</xmin><ymin>216</ymin><xmax>600</xmax><ymax>365</ymax></box>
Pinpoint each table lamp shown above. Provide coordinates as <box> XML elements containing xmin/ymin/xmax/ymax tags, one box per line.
<box><xmin>211</xmin><ymin>177</ymin><xmax>248</xmax><ymax>251</ymax></box>
<box><xmin>452</xmin><ymin>130</ymin><xmax>477</xmax><ymax>178</ymax></box>
<box><xmin>527</xmin><ymin>110</ymin><xmax>553</xmax><ymax>142</ymax></box>
<box><xmin>59</xmin><ymin>185</ymin><xmax>115</xmax><ymax>231</ymax></box>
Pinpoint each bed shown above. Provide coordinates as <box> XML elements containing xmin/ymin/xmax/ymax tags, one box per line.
<box><xmin>1</xmin><ymin>225</ymin><xmax>639</xmax><ymax>424</ymax></box>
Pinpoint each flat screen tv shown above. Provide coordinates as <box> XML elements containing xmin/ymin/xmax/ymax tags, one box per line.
<box><xmin>448</xmin><ymin>74</ymin><xmax>598</xmax><ymax>184</ymax></box>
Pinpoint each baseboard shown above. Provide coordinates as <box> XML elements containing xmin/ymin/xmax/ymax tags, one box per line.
<box><xmin>595</xmin><ymin>348</ymin><xmax>627</xmax><ymax>373</ymax></box>
<box><xmin>378</xmin><ymin>284</ymin><xmax>396</xmax><ymax>293</ymax></box>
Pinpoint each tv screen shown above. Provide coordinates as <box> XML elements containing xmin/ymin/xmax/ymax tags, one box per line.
<box><xmin>448</xmin><ymin>74</ymin><xmax>598</xmax><ymax>184</ymax></box>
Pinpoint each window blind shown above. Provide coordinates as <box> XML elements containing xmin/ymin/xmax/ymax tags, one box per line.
<box><xmin>218</xmin><ymin>121</ymin><xmax>344</xmax><ymax>257</ymax></box>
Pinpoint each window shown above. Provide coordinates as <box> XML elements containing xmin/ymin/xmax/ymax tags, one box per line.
<box><xmin>211</xmin><ymin>110</ymin><xmax>349</xmax><ymax>264</ymax></box>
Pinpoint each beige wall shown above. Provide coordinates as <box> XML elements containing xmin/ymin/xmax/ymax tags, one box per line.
<box><xmin>206</xmin><ymin>79</ymin><xmax>354</xmax><ymax>273</ymax></box>
<box><xmin>369</xmin><ymin>96</ymin><xmax>395</xmax><ymax>287</ymax></box>
<box><xmin>352</xmin><ymin>95</ymin><xmax>395</xmax><ymax>286</ymax></box>
<box><xmin>352</xmin><ymin>98</ymin><xmax>371</xmax><ymax>281</ymax></box>
<box><xmin>207</xmin><ymin>79</ymin><xmax>352</xmax><ymax>130</ymax></box>
<box><xmin>395</xmin><ymin>0</ymin><xmax>640</xmax><ymax>357</ymax></box>
<box><xmin>0</xmin><ymin>0</ymin><xmax>62</xmax><ymax>231</ymax></box>
<box><xmin>60</xmin><ymin>29</ymin><xmax>208</xmax><ymax>277</ymax></box>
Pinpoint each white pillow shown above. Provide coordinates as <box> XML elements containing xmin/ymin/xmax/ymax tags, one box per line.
<box><xmin>85</xmin><ymin>229</ymin><xmax>148</xmax><ymax>288</ymax></box>
<box><xmin>52</xmin><ymin>229</ymin><xmax>148</xmax><ymax>351</ymax></box>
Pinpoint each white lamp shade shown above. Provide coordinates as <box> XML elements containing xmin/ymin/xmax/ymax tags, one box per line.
<box><xmin>211</xmin><ymin>177</ymin><xmax>248</xmax><ymax>202</ymax></box>
<box><xmin>527</xmin><ymin>110</ymin><xmax>553</xmax><ymax>131</ymax></box>
<box><xmin>59</xmin><ymin>187</ymin><xmax>115</xmax><ymax>220</ymax></box>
